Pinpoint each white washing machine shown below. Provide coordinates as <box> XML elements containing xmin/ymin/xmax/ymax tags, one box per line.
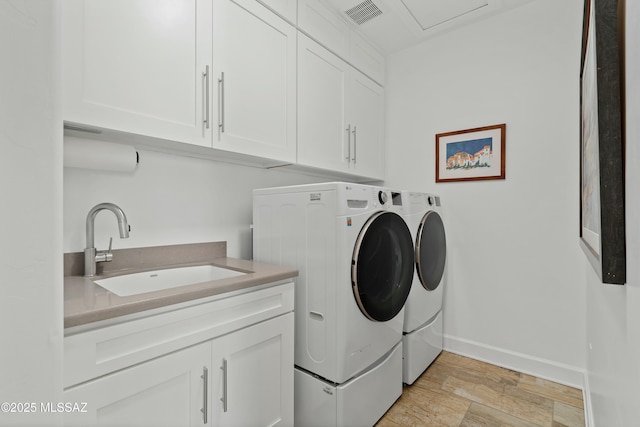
<box><xmin>253</xmin><ymin>182</ymin><xmax>414</xmax><ymax>426</ymax></box>
<box><xmin>401</xmin><ymin>191</ymin><xmax>447</xmax><ymax>385</ymax></box>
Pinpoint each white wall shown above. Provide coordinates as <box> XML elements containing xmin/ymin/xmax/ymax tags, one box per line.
<box><xmin>585</xmin><ymin>1</ymin><xmax>640</xmax><ymax>424</ymax></box>
<box><xmin>64</xmin><ymin>149</ymin><xmax>324</xmax><ymax>258</ymax></box>
<box><xmin>0</xmin><ymin>1</ymin><xmax>63</xmax><ymax>425</ymax></box>
<box><xmin>385</xmin><ymin>0</ymin><xmax>586</xmax><ymax>386</ymax></box>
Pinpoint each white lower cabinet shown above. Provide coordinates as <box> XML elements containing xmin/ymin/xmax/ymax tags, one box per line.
<box><xmin>64</xmin><ymin>282</ymin><xmax>294</xmax><ymax>427</ymax></box>
<box><xmin>210</xmin><ymin>313</ymin><xmax>294</xmax><ymax>426</ymax></box>
<box><xmin>64</xmin><ymin>342</ymin><xmax>210</xmax><ymax>427</ymax></box>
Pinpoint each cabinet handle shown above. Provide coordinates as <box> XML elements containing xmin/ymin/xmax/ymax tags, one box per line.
<box><xmin>203</xmin><ymin>66</ymin><xmax>210</xmax><ymax>129</ymax></box>
<box><xmin>352</xmin><ymin>126</ymin><xmax>357</xmax><ymax>164</ymax></box>
<box><xmin>218</xmin><ymin>72</ymin><xmax>225</xmax><ymax>137</ymax></box>
<box><xmin>345</xmin><ymin>124</ymin><xmax>351</xmax><ymax>162</ymax></box>
<box><xmin>220</xmin><ymin>358</ymin><xmax>228</xmax><ymax>413</ymax></box>
<box><xmin>201</xmin><ymin>367</ymin><xmax>208</xmax><ymax>424</ymax></box>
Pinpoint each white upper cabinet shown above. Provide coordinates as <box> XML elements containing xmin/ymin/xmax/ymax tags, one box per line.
<box><xmin>298</xmin><ymin>0</ymin><xmax>350</xmax><ymax>59</ymax></box>
<box><xmin>62</xmin><ymin>0</ymin><xmax>383</xmax><ymax>178</ymax></box>
<box><xmin>62</xmin><ymin>0</ymin><xmax>213</xmax><ymax>147</ymax></box>
<box><xmin>298</xmin><ymin>34</ymin><xmax>384</xmax><ymax>180</ymax></box>
<box><xmin>349</xmin><ymin>30</ymin><xmax>385</xmax><ymax>84</ymax></box>
<box><xmin>298</xmin><ymin>0</ymin><xmax>385</xmax><ymax>85</ymax></box>
<box><xmin>256</xmin><ymin>0</ymin><xmax>297</xmax><ymax>24</ymax></box>
<box><xmin>212</xmin><ymin>0</ymin><xmax>297</xmax><ymax>163</ymax></box>
<box><xmin>297</xmin><ymin>34</ymin><xmax>349</xmax><ymax>174</ymax></box>
<box><xmin>347</xmin><ymin>70</ymin><xmax>384</xmax><ymax>179</ymax></box>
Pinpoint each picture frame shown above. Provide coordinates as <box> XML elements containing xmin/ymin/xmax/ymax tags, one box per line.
<box><xmin>579</xmin><ymin>0</ymin><xmax>626</xmax><ymax>284</ymax></box>
<box><xmin>435</xmin><ymin>123</ymin><xmax>506</xmax><ymax>183</ymax></box>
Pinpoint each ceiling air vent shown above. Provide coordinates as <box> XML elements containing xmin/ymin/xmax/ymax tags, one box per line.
<box><xmin>345</xmin><ymin>0</ymin><xmax>383</xmax><ymax>25</ymax></box>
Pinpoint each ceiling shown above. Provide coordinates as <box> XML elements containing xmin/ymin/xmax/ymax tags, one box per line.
<box><xmin>324</xmin><ymin>0</ymin><xmax>539</xmax><ymax>54</ymax></box>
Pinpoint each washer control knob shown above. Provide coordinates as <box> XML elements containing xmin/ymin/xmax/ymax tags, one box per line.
<box><xmin>428</xmin><ymin>196</ymin><xmax>434</xmax><ymax>206</ymax></box>
<box><xmin>378</xmin><ymin>191</ymin><xmax>388</xmax><ymax>205</ymax></box>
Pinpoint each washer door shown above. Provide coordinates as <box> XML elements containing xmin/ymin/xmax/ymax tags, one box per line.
<box><xmin>352</xmin><ymin>211</ymin><xmax>414</xmax><ymax>321</ymax></box>
<box><xmin>416</xmin><ymin>211</ymin><xmax>447</xmax><ymax>291</ymax></box>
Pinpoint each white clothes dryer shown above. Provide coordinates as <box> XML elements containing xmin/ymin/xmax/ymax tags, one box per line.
<box><xmin>401</xmin><ymin>191</ymin><xmax>447</xmax><ymax>385</ymax></box>
<box><xmin>253</xmin><ymin>182</ymin><xmax>414</xmax><ymax>426</ymax></box>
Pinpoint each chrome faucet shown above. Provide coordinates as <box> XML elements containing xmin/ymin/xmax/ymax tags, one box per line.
<box><xmin>84</xmin><ymin>202</ymin><xmax>130</xmax><ymax>277</ymax></box>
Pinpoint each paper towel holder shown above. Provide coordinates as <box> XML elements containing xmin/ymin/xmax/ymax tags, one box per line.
<box><xmin>64</xmin><ymin>136</ymin><xmax>139</xmax><ymax>172</ymax></box>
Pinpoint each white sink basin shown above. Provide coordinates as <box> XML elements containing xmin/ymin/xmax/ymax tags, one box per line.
<box><xmin>94</xmin><ymin>265</ymin><xmax>246</xmax><ymax>296</ymax></box>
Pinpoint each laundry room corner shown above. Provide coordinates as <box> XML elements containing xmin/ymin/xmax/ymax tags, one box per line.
<box><xmin>384</xmin><ymin>0</ymin><xmax>587</xmax><ymax>388</ymax></box>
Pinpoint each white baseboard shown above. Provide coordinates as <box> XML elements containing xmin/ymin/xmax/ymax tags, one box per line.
<box><xmin>443</xmin><ymin>334</ymin><xmax>594</xmax><ymax>425</ymax></box>
<box><xmin>443</xmin><ymin>333</ymin><xmax>585</xmax><ymax>389</ymax></box>
<box><xmin>582</xmin><ymin>371</ymin><xmax>595</xmax><ymax>427</ymax></box>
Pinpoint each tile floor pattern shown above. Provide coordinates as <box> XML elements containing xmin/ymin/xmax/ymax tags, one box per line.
<box><xmin>376</xmin><ymin>351</ymin><xmax>585</xmax><ymax>427</ymax></box>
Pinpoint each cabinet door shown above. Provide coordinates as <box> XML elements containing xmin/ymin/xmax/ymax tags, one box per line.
<box><xmin>210</xmin><ymin>313</ymin><xmax>294</xmax><ymax>426</ymax></box>
<box><xmin>212</xmin><ymin>0</ymin><xmax>297</xmax><ymax>163</ymax></box>
<box><xmin>347</xmin><ymin>69</ymin><xmax>385</xmax><ymax>180</ymax></box>
<box><xmin>297</xmin><ymin>34</ymin><xmax>350</xmax><ymax>173</ymax></box>
<box><xmin>349</xmin><ymin>30</ymin><xmax>385</xmax><ymax>85</ymax></box>
<box><xmin>256</xmin><ymin>0</ymin><xmax>297</xmax><ymax>24</ymax></box>
<box><xmin>64</xmin><ymin>343</ymin><xmax>210</xmax><ymax>427</ymax></box>
<box><xmin>62</xmin><ymin>0</ymin><xmax>213</xmax><ymax>147</ymax></box>
<box><xmin>298</xmin><ymin>0</ymin><xmax>349</xmax><ymax>59</ymax></box>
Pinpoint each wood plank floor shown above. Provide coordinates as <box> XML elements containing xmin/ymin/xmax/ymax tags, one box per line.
<box><xmin>376</xmin><ymin>351</ymin><xmax>585</xmax><ymax>427</ymax></box>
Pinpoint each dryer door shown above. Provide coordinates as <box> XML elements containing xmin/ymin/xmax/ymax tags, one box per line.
<box><xmin>351</xmin><ymin>211</ymin><xmax>414</xmax><ymax>321</ymax></box>
<box><xmin>416</xmin><ymin>210</ymin><xmax>447</xmax><ymax>291</ymax></box>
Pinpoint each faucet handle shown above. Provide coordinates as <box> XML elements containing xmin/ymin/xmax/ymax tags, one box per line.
<box><xmin>104</xmin><ymin>237</ymin><xmax>114</xmax><ymax>262</ymax></box>
<box><xmin>95</xmin><ymin>237</ymin><xmax>114</xmax><ymax>263</ymax></box>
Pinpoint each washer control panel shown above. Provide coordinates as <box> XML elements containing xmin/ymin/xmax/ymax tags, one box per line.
<box><xmin>378</xmin><ymin>191</ymin><xmax>388</xmax><ymax>205</ymax></box>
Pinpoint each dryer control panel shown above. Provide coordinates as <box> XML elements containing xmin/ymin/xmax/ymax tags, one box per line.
<box><xmin>377</xmin><ymin>191</ymin><xmax>388</xmax><ymax>205</ymax></box>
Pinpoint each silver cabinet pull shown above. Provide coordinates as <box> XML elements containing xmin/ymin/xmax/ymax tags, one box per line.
<box><xmin>203</xmin><ymin>66</ymin><xmax>210</xmax><ymax>129</ymax></box>
<box><xmin>345</xmin><ymin>124</ymin><xmax>351</xmax><ymax>162</ymax></box>
<box><xmin>201</xmin><ymin>367</ymin><xmax>208</xmax><ymax>424</ymax></box>
<box><xmin>352</xmin><ymin>126</ymin><xmax>357</xmax><ymax>164</ymax></box>
<box><xmin>220</xmin><ymin>358</ymin><xmax>228</xmax><ymax>413</ymax></box>
<box><xmin>218</xmin><ymin>72</ymin><xmax>225</xmax><ymax>136</ymax></box>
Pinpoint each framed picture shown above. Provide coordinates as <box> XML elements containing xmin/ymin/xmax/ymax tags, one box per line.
<box><xmin>579</xmin><ymin>0</ymin><xmax>626</xmax><ymax>284</ymax></box>
<box><xmin>435</xmin><ymin>124</ymin><xmax>506</xmax><ymax>183</ymax></box>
